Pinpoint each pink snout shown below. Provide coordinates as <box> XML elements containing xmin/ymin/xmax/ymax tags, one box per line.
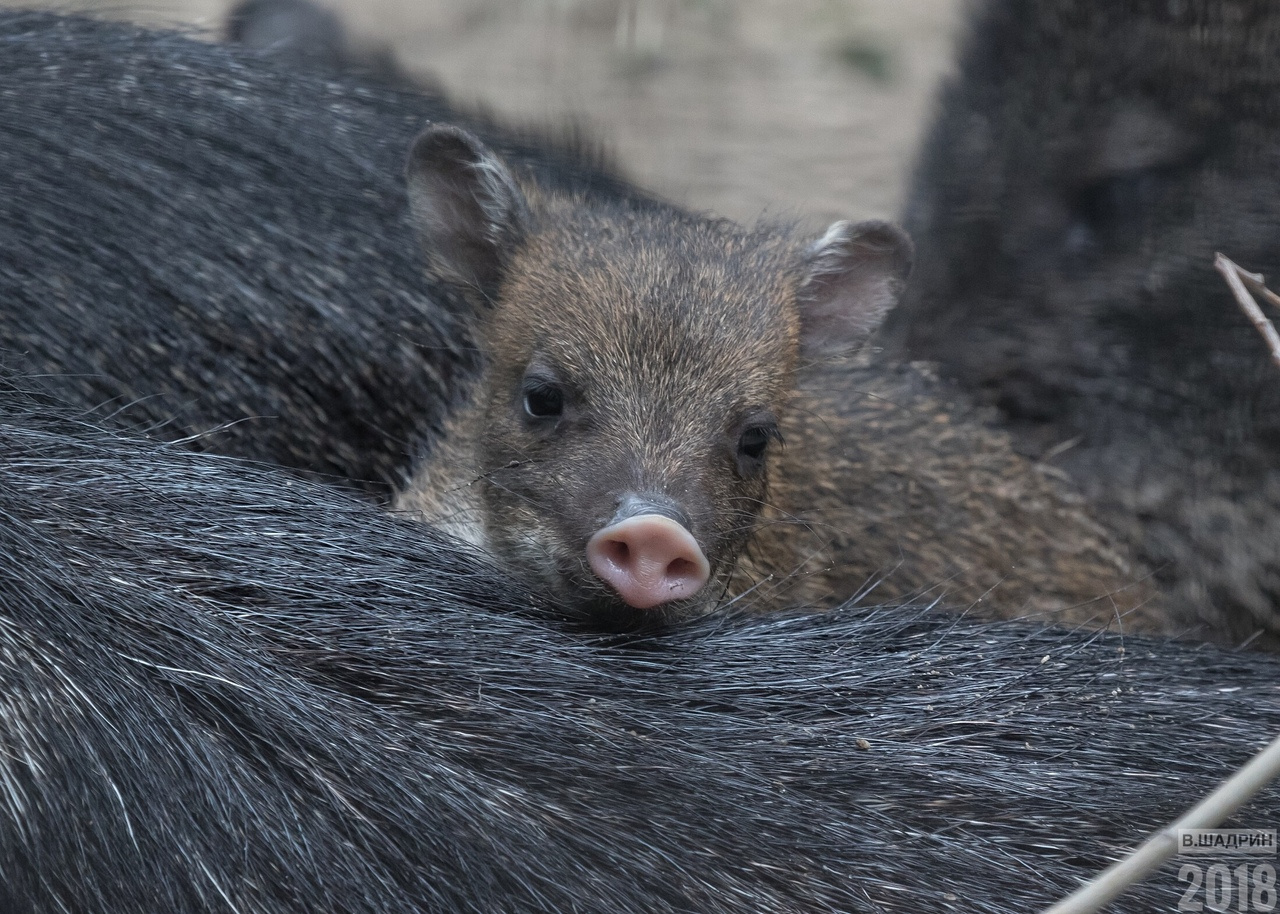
<box><xmin>586</xmin><ymin>514</ymin><xmax>711</xmax><ymax>609</ymax></box>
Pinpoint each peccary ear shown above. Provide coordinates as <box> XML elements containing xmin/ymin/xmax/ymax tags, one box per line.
<box><xmin>797</xmin><ymin>220</ymin><xmax>913</xmax><ymax>358</ymax></box>
<box><xmin>1093</xmin><ymin>103</ymin><xmax>1197</xmax><ymax>177</ymax></box>
<box><xmin>405</xmin><ymin>125</ymin><xmax>529</xmax><ymax>296</ymax></box>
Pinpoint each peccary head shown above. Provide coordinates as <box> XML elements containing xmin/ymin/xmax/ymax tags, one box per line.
<box><xmin>396</xmin><ymin>125</ymin><xmax>911</xmax><ymax>628</ymax></box>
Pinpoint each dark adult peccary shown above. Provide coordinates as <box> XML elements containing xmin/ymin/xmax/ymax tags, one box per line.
<box><xmin>2</xmin><ymin>12</ymin><xmax>1151</xmax><ymax>631</ymax></box>
<box><xmin>0</xmin><ymin>11</ymin><xmax>636</xmax><ymax>495</ymax></box>
<box><xmin>394</xmin><ymin>126</ymin><xmax>1158</xmax><ymax>631</ymax></box>
<box><xmin>880</xmin><ymin>0</ymin><xmax>1280</xmax><ymax>648</ymax></box>
<box><xmin>3</xmin><ymin>391</ymin><xmax>1279</xmax><ymax>913</ymax></box>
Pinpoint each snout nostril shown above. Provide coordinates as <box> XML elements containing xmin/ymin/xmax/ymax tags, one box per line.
<box><xmin>667</xmin><ymin>557</ymin><xmax>697</xmax><ymax>579</ymax></box>
<box><xmin>605</xmin><ymin>539</ymin><xmax>630</xmax><ymax>565</ymax></box>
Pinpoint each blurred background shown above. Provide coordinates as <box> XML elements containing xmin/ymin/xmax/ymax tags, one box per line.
<box><xmin>7</xmin><ymin>0</ymin><xmax>962</xmax><ymax>225</ymax></box>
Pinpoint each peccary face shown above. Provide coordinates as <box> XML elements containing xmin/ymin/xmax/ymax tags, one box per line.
<box><xmin>399</xmin><ymin>126</ymin><xmax>911</xmax><ymax>627</ymax></box>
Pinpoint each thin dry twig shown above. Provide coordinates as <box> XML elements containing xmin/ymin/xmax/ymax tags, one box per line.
<box><xmin>1040</xmin><ymin>730</ymin><xmax>1280</xmax><ymax>914</ymax></box>
<box><xmin>1235</xmin><ymin>260</ymin><xmax>1280</xmax><ymax>312</ymax></box>
<box><xmin>1215</xmin><ymin>253</ymin><xmax>1280</xmax><ymax>370</ymax></box>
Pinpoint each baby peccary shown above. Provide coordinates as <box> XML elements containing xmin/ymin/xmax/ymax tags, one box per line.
<box><xmin>396</xmin><ymin>126</ymin><xmax>1158</xmax><ymax>630</ymax></box>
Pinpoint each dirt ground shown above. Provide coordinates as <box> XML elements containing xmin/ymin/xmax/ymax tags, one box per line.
<box><xmin>8</xmin><ymin>0</ymin><xmax>962</xmax><ymax>226</ymax></box>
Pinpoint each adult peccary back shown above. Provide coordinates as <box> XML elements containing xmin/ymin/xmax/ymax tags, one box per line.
<box><xmin>880</xmin><ymin>0</ymin><xmax>1280</xmax><ymax>648</ymax></box>
<box><xmin>3</xmin><ymin>384</ymin><xmax>1279</xmax><ymax>914</ymax></box>
<box><xmin>0</xmin><ymin>10</ymin><xmax>636</xmax><ymax>495</ymax></box>
<box><xmin>2</xmin><ymin>11</ymin><xmax>1153</xmax><ymax>632</ymax></box>
<box><xmin>394</xmin><ymin>125</ymin><xmax>1159</xmax><ymax>631</ymax></box>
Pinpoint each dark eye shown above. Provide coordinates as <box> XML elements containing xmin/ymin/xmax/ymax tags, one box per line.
<box><xmin>522</xmin><ymin>379</ymin><xmax>564</xmax><ymax>421</ymax></box>
<box><xmin>735</xmin><ymin>421</ymin><xmax>781</xmax><ymax>476</ymax></box>
<box><xmin>1066</xmin><ymin>161</ymin><xmax>1197</xmax><ymax>262</ymax></box>
<box><xmin>739</xmin><ymin>427</ymin><xmax>770</xmax><ymax>460</ymax></box>
<box><xmin>1074</xmin><ymin>170</ymin><xmax>1158</xmax><ymax>239</ymax></box>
